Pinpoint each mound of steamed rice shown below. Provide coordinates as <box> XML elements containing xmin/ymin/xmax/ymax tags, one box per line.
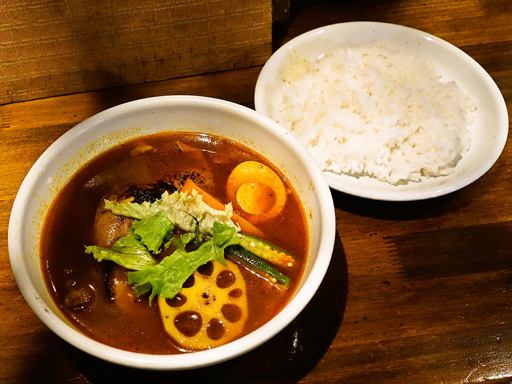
<box><xmin>267</xmin><ymin>42</ymin><xmax>477</xmax><ymax>185</ymax></box>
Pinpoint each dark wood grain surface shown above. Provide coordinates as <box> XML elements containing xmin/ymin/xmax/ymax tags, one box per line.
<box><xmin>0</xmin><ymin>0</ymin><xmax>272</xmax><ymax>104</ymax></box>
<box><xmin>1</xmin><ymin>1</ymin><xmax>511</xmax><ymax>383</ymax></box>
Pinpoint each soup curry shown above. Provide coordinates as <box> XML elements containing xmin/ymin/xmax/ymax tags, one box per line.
<box><xmin>41</xmin><ymin>132</ymin><xmax>308</xmax><ymax>354</ymax></box>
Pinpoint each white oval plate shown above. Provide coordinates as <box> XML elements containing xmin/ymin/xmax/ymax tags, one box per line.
<box><xmin>255</xmin><ymin>22</ymin><xmax>508</xmax><ymax>201</ymax></box>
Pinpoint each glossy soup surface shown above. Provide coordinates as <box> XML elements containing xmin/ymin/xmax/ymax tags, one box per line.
<box><xmin>41</xmin><ymin>132</ymin><xmax>308</xmax><ymax>354</ymax></box>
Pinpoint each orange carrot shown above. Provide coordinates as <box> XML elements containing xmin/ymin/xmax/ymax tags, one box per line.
<box><xmin>181</xmin><ymin>179</ymin><xmax>266</xmax><ymax>238</ymax></box>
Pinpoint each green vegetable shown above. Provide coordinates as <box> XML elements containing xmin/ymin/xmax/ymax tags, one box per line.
<box><xmin>166</xmin><ymin>232</ymin><xmax>199</xmax><ymax>250</ymax></box>
<box><xmin>85</xmin><ymin>232</ymin><xmax>157</xmax><ymax>271</ymax></box>
<box><xmin>110</xmin><ymin>231</ymin><xmax>150</xmax><ymax>256</ymax></box>
<box><xmin>86</xmin><ymin>188</ymin><xmax>295</xmax><ymax>304</ymax></box>
<box><xmin>225</xmin><ymin>245</ymin><xmax>290</xmax><ymax>285</ymax></box>
<box><xmin>237</xmin><ymin>233</ymin><xmax>295</xmax><ymax>268</ymax></box>
<box><xmin>105</xmin><ymin>191</ymin><xmax>238</xmax><ymax>235</ymax></box>
<box><xmin>127</xmin><ymin>222</ymin><xmax>240</xmax><ymax>303</ymax></box>
<box><xmin>85</xmin><ymin>211</ymin><xmax>174</xmax><ymax>270</ymax></box>
<box><xmin>131</xmin><ymin>211</ymin><xmax>173</xmax><ymax>253</ymax></box>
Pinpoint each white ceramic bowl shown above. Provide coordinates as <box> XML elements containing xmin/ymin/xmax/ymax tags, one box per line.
<box><xmin>255</xmin><ymin>22</ymin><xmax>509</xmax><ymax>201</ymax></box>
<box><xmin>8</xmin><ymin>96</ymin><xmax>335</xmax><ymax>370</ymax></box>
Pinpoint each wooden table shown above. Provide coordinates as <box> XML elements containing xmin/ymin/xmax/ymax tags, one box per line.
<box><xmin>1</xmin><ymin>1</ymin><xmax>511</xmax><ymax>383</ymax></box>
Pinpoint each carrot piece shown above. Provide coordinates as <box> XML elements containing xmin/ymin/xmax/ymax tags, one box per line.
<box><xmin>181</xmin><ymin>179</ymin><xmax>266</xmax><ymax>238</ymax></box>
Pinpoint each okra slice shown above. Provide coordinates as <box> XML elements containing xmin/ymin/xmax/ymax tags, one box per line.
<box><xmin>225</xmin><ymin>245</ymin><xmax>290</xmax><ymax>285</ymax></box>
<box><xmin>237</xmin><ymin>233</ymin><xmax>295</xmax><ymax>268</ymax></box>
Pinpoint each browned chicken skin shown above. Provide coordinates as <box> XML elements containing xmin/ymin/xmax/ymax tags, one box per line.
<box><xmin>93</xmin><ymin>199</ymin><xmax>133</xmax><ymax>247</ymax></box>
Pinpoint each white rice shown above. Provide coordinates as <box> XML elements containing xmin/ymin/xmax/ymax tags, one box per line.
<box><xmin>267</xmin><ymin>42</ymin><xmax>477</xmax><ymax>185</ymax></box>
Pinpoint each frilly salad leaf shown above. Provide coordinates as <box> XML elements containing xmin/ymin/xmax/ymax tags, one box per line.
<box><xmin>166</xmin><ymin>232</ymin><xmax>199</xmax><ymax>251</ymax></box>
<box><xmin>105</xmin><ymin>190</ymin><xmax>239</xmax><ymax>235</ymax></box>
<box><xmin>131</xmin><ymin>211</ymin><xmax>173</xmax><ymax>253</ymax></box>
<box><xmin>85</xmin><ymin>211</ymin><xmax>173</xmax><ymax>270</ymax></box>
<box><xmin>85</xmin><ymin>189</ymin><xmax>243</xmax><ymax>304</ymax></box>
<box><xmin>85</xmin><ymin>232</ymin><xmax>157</xmax><ymax>271</ymax></box>
<box><xmin>128</xmin><ymin>222</ymin><xmax>240</xmax><ymax>303</ymax></box>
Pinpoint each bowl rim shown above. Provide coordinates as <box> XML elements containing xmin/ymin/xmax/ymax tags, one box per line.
<box><xmin>254</xmin><ymin>21</ymin><xmax>509</xmax><ymax>201</ymax></box>
<box><xmin>8</xmin><ymin>95</ymin><xmax>336</xmax><ymax>370</ymax></box>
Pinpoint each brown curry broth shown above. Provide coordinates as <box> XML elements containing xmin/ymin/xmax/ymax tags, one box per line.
<box><xmin>41</xmin><ymin>132</ymin><xmax>308</xmax><ymax>354</ymax></box>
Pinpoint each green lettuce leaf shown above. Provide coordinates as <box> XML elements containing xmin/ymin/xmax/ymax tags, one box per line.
<box><xmin>210</xmin><ymin>221</ymin><xmax>243</xmax><ymax>264</ymax></box>
<box><xmin>85</xmin><ymin>232</ymin><xmax>157</xmax><ymax>271</ymax></box>
<box><xmin>131</xmin><ymin>211</ymin><xmax>173</xmax><ymax>253</ymax></box>
<box><xmin>127</xmin><ymin>222</ymin><xmax>239</xmax><ymax>303</ymax></box>
<box><xmin>111</xmin><ymin>231</ymin><xmax>150</xmax><ymax>255</ymax></box>
<box><xmin>84</xmin><ymin>212</ymin><xmax>174</xmax><ymax>270</ymax></box>
<box><xmin>105</xmin><ymin>191</ymin><xmax>239</xmax><ymax>235</ymax></box>
<box><xmin>166</xmin><ymin>232</ymin><xmax>199</xmax><ymax>251</ymax></box>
